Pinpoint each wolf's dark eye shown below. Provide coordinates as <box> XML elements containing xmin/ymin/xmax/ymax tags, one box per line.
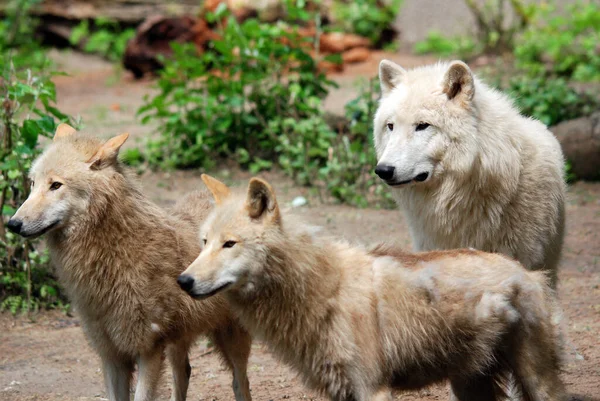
<box><xmin>416</xmin><ymin>123</ymin><xmax>430</xmax><ymax>131</ymax></box>
<box><xmin>202</xmin><ymin>238</ymin><xmax>207</xmax><ymax>245</ymax></box>
<box><xmin>387</xmin><ymin>123</ymin><xmax>394</xmax><ymax>131</ymax></box>
<box><xmin>49</xmin><ymin>182</ymin><xmax>62</xmax><ymax>191</ymax></box>
<box><xmin>223</xmin><ymin>240</ymin><xmax>237</xmax><ymax>249</ymax></box>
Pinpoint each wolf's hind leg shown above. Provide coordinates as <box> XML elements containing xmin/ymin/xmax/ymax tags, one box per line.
<box><xmin>509</xmin><ymin>336</ymin><xmax>566</xmax><ymax>401</ymax></box>
<box><xmin>211</xmin><ymin>321</ymin><xmax>253</xmax><ymax>401</ymax></box>
<box><xmin>450</xmin><ymin>375</ymin><xmax>502</xmax><ymax>401</ymax></box>
<box><xmin>370</xmin><ymin>388</ymin><xmax>393</xmax><ymax>401</ymax></box>
<box><xmin>134</xmin><ymin>347</ymin><xmax>165</xmax><ymax>401</ymax></box>
<box><xmin>167</xmin><ymin>340</ymin><xmax>193</xmax><ymax>401</ymax></box>
<box><xmin>103</xmin><ymin>357</ymin><xmax>133</xmax><ymax>401</ymax></box>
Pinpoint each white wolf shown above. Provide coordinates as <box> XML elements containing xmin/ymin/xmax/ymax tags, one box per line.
<box><xmin>373</xmin><ymin>60</ymin><xmax>566</xmax><ymax>286</ymax></box>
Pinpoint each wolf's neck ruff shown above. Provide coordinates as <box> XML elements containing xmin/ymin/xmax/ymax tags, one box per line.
<box><xmin>46</xmin><ymin>170</ymin><xmax>178</xmax><ymax>308</ymax></box>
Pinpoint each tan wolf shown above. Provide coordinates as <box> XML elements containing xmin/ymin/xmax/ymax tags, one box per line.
<box><xmin>178</xmin><ymin>174</ymin><xmax>565</xmax><ymax>401</ymax></box>
<box><xmin>374</xmin><ymin>60</ymin><xmax>565</xmax><ymax>287</ymax></box>
<box><xmin>7</xmin><ymin>125</ymin><xmax>252</xmax><ymax>401</ymax></box>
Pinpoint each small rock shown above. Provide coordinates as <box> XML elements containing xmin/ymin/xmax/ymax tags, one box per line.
<box><xmin>551</xmin><ymin>111</ymin><xmax>600</xmax><ymax>180</ymax></box>
<box><xmin>342</xmin><ymin>47</ymin><xmax>371</xmax><ymax>64</ymax></box>
<box><xmin>291</xmin><ymin>196</ymin><xmax>308</xmax><ymax>208</ymax></box>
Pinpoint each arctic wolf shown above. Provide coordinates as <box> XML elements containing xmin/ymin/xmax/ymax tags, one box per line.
<box><xmin>178</xmin><ymin>174</ymin><xmax>565</xmax><ymax>401</ymax></box>
<box><xmin>7</xmin><ymin>125</ymin><xmax>252</xmax><ymax>401</ymax></box>
<box><xmin>374</xmin><ymin>60</ymin><xmax>565</xmax><ymax>287</ymax></box>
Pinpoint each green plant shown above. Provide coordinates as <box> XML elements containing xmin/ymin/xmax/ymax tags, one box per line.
<box><xmin>121</xmin><ymin>147</ymin><xmax>145</xmax><ymax>167</ymax></box>
<box><xmin>414</xmin><ymin>31</ymin><xmax>478</xmax><ymax>59</ymax></box>
<box><xmin>463</xmin><ymin>0</ymin><xmax>534</xmax><ymax>54</ymax></box>
<box><xmin>565</xmin><ymin>161</ymin><xmax>577</xmax><ymax>184</ymax></box>
<box><xmin>415</xmin><ymin>0</ymin><xmax>534</xmax><ymax>58</ymax></box>
<box><xmin>70</xmin><ymin>17</ymin><xmax>136</xmax><ymax>61</ymax></box>
<box><xmin>0</xmin><ymin>0</ymin><xmax>50</xmax><ymax>70</ymax></box>
<box><xmin>139</xmin><ymin>2</ymin><xmax>335</xmax><ymax>170</ymax></box>
<box><xmin>514</xmin><ymin>1</ymin><xmax>600</xmax><ymax>81</ymax></box>
<box><xmin>1</xmin><ymin>0</ymin><xmax>72</xmax><ymax>313</ymax></box>
<box><xmin>331</xmin><ymin>0</ymin><xmax>402</xmax><ymax>45</ymax></box>
<box><xmin>319</xmin><ymin>78</ymin><xmax>394</xmax><ymax>207</ymax></box>
<box><xmin>505</xmin><ymin>76</ymin><xmax>600</xmax><ymax>126</ymax></box>
<box><xmin>140</xmin><ymin>2</ymin><xmax>394</xmax><ymax>207</ymax></box>
<box><xmin>1</xmin><ymin>64</ymin><xmax>73</xmax><ymax>314</ymax></box>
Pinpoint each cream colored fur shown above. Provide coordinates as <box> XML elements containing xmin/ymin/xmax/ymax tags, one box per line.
<box><xmin>180</xmin><ymin>175</ymin><xmax>566</xmax><ymax>401</ymax></box>
<box><xmin>374</xmin><ymin>60</ymin><xmax>566</xmax><ymax>287</ymax></box>
<box><xmin>9</xmin><ymin>127</ymin><xmax>252</xmax><ymax>401</ymax></box>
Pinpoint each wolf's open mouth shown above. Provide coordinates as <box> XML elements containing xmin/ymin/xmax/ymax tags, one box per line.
<box><xmin>21</xmin><ymin>219</ymin><xmax>61</xmax><ymax>239</ymax></box>
<box><xmin>190</xmin><ymin>281</ymin><xmax>232</xmax><ymax>300</ymax></box>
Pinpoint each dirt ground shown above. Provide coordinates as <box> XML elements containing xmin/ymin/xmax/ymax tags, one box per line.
<box><xmin>1</xmin><ymin>52</ymin><xmax>599</xmax><ymax>401</ymax></box>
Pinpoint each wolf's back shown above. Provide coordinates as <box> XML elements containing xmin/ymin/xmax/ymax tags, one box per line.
<box><xmin>170</xmin><ymin>190</ymin><xmax>213</xmax><ymax>232</ymax></box>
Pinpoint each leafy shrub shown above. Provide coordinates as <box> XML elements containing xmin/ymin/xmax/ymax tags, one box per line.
<box><xmin>514</xmin><ymin>2</ymin><xmax>600</xmax><ymax>81</ymax></box>
<box><xmin>0</xmin><ymin>0</ymin><xmax>50</xmax><ymax>70</ymax></box>
<box><xmin>139</xmin><ymin>3</ymin><xmax>334</xmax><ymax>171</ymax></box>
<box><xmin>1</xmin><ymin>0</ymin><xmax>72</xmax><ymax>314</ymax></box>
<box><xmin>331</xmin><ymin>0</ymin><xmax>403</xmax><ymax>45</ymax></box>
<box><xmin>505</xmin><ymin>76</ymin><xmax>600</xmax><ymax>126</ymax></box>
<box><xmin>463</xmin><ymin>0</ymin><xmax>534</xmax><ymax>54</ymax></box>
<box><xmin>320</xmin><ymin>78</ymin><xmax>394</xmax><ymax>207</ymax></box>
<box><xmin>70</xmin><ymin>17</ymin><xmax>136</xmax><ymax>62</ymax></box>
<box><xmin>140</xmin><ymin>3</ymin><xmax>392</xmax><ymax>207</ymax></box>
<box><xmin>414</xmin><ymin>31</ymin><xmax>478</xmax><ymax>59</ymax></box>
<box><xmin>414</xmin><ymin>0</ymin><xmax>534</xmax><ymax>58</ymax></box>
<box><xmin>1</xmin><ymin>64</ymin><xmax>72</xmax><ymax>314</ymax></box>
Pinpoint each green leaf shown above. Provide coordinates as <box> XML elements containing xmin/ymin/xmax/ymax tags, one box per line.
<box><xmin>21</xmin><ymin>119</ymin><xmax>40</xmax><ymax>147</ymax></box>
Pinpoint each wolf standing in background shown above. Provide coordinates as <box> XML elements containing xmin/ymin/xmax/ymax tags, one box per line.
<box><xmin>374</xmin><ymin>60</ymin><xmax>566</xmax><ymax>287</ymax></box>
<box><xmin>7</xmin><ymin>125</ymin><xmax>252</xmax><ymax>401</ymax></box>
<box><xmin>178</xmin><ymin>175</ymin><xmax>565</xmax><ymax>401</ymax></box>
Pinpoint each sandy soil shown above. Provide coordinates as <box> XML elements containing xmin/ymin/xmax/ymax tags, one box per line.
<box><xmin>1</xmin><ymin>52</ymin><xmax>598</xmax><ymax>401</ymax></box>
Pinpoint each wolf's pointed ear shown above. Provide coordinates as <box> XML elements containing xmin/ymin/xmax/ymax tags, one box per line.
<box><xmin>379</xmin><ymin>60</ymin><xmax>406</xmax><ymax>96</ymax></box>
<box><xmin>442</xmin><ymin>61</ymin><xmax>475</xmax><ymax>105</ymax></box>
<box><xmin>87</xmin><ymin>133</ymin><xmax>129</xmax><ymax>170</ymax></box>
<box><xmin>246</xmin><ymin>178</ymin><xmax>280</xmax><ymax>224</ymax></box>
<box><xmin>53</xmin><ymin>123</ymin><xmax>77</xmax><ymax>141</ymax></box>
<box><xmin>201</xmin><ymin>174</ymin><xmax>231</xmax><ymax>205</ymax></box>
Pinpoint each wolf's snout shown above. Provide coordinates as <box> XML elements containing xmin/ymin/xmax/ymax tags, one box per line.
<box><xmin>7</xmin><ymin>219</ymin><xmax>23</xmax><ymax>235</ymax></box>
<box><xmin>414</xmin><ymin>172</ymin><xmax>429</xmax><ymax>182</ymax></box>
<box><xmin>375</xmin><ymin>164</ymin><xmax>395</xmax><ymax>181</ymax></box>
<box><xmin>177</xmin><ymin>274</ymin><xmax>195</xmax><ymax>293</ymax></box>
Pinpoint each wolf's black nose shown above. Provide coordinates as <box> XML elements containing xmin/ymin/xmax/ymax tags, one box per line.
<box><xmin>177</xmin><ymin>274</ymin><xmax>195</xmax><ymax>293</ymax></box>
<box><xmin>7</xmin><ymin>219</ymin><xmax>23</xmax><ymax>234</ymax></box>
<box><xmin>375</xmin><ymin>164</ymin><xmax>395</xmax><ymax>180</ymax></box>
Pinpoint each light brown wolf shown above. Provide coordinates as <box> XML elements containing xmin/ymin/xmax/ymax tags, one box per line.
<box><xmin>178</xmin><ymin>174</ymin><xmax>566</xmax><ymax>401</ymax></box>
<box><xmin>7</xmin><ymin>125</ymin><xmax>252</xmax><ymax>401</ymax></box>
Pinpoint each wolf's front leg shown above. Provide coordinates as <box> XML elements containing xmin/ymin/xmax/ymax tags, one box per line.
<box><xmin>211</xmin><ymin>323</ymin><xmax>253</xmax><ymax>401</ymax></box>
<box><xmin>134</xmin><ymin>348</ymin><xmax>165</xmax><ymax>401</ymax></box>
<box><xmin>167</xmin><ymin>340</ymin><xmax>193</xmax><ymax>401</ymax></box>
<box><xmin>103</xmin><ymin>357</ymin><xmax>133</xmax><ymax>401</ymax></box>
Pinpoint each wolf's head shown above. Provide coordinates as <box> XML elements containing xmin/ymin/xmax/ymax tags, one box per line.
<box><xmin>178</xmin><ymin>174</ymin><xmax>280</xmax><ymax>300</ymax></box>
<box><xmin>373</xmin><ymin>60</ymin><xmax>479</xmax><ymax>188</ymax></box>
<box><xmin>7</xmin><ymin>124</ymin><xmax>129</xmax><ymax>238</ymax></box>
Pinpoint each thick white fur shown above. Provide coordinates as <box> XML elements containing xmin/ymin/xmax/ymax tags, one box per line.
<box><xmin>374</xmin><ymin>60</ymin><xmax>566</xmax><ymax>286</ymax></box>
